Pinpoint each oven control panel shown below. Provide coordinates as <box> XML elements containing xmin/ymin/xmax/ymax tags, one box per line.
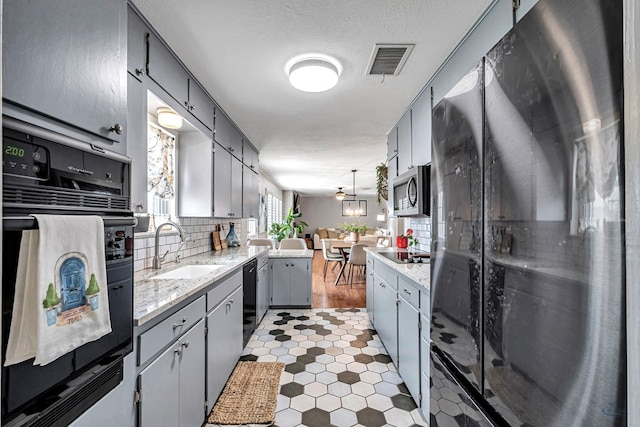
<box><xmin>3</xmin><ymin>137</ymin><xmax>50</xmax><ymax>180</ymax></box>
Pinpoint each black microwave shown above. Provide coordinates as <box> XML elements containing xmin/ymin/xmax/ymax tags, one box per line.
<box><xmin>392</xmin><ymin>165</ymin><xmax>430</xmax><ymax>217</ymax></box>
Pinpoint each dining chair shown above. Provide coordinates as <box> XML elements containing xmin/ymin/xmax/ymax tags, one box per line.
<box><xmin>247</xmin><ymin>238</ymin><xmax>275</xmax><ymax>249</ymax></box>
<box><xmin>321</xmin><ymin>239</ymin><xmax>343</xmax><ymax>281</ymax></box>
<box><xmin>346</xmin><ymin>243</ymin><xmax>367</xmax><ymax>287</ymax></box>
<box><xmin>279</xmin><ymin>238</ymin><xmax>307</xmax><ymax>250</ymax></box>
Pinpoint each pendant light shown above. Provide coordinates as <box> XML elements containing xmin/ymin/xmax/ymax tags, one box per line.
<box><xmin>335</xmin><ymin>187</ymin><xmax>346</xmax><ymax>201</ymax></box>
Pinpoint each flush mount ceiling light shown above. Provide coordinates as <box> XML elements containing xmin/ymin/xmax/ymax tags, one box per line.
<box><xmin>287</xmin><ymin>55</ymin><xmax>341</xmax><ymax>93</ymax></box>
<box><xmin>157</xmin><ymin>107</ymin><xmax>183</xmax><ymax>129</ymax></box>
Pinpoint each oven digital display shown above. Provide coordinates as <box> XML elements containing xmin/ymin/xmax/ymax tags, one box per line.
<box><xmin>5</xmin><ymin>145</ymin><xmax>25</xmax><ymax>158</ymax></box>
<box><xmin>2</xmin><ymin>138</ymin><xmax>49</xmax><ymax>180</ymax></box>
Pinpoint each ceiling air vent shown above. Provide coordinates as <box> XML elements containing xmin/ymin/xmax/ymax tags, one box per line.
<box><xmin>366</xmin><ymin>44</ymin><xmax>414</xmax><ymax>76</ymax></box>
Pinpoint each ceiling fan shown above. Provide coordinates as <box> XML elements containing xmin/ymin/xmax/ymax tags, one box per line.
<box><xmin>335</xmin><ymin>170</ymin><xmax>358</xmax><ymax>200</ymax></box>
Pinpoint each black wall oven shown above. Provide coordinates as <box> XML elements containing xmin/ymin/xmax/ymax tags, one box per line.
<box><xmin>2</xmin><ymin>117</ymin><xmax>135</xmax><ymax>427</ymax></box>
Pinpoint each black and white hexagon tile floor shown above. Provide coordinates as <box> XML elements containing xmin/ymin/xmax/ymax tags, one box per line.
<box><xmin>208</xmin><ymin>309</ymin><xmax>427</xmax><ymax>427</ymax></box>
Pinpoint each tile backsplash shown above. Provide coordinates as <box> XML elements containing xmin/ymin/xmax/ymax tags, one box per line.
<box><xmin>408</xmin><ymin>217</ymin><xmax>432</xmax><ymax>253</ymax></box>
<box><xmin>133</xmin><ymin>217</ymin><xmax>243</xmax><ymax>271</ymax></box>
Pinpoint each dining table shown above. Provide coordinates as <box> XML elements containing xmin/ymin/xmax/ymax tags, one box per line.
<box><xmin>330</xmin><ymin>239</ymin><xmax>355</xmax><ymax>286</ymax></box>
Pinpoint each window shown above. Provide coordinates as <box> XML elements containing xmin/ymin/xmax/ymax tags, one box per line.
<box><xmin>147</xmin><ymin>122</ymin><xmax>177</xmax><ymax>222</ymax></box>
<box><xmin>267</xmin><ymin>193</ymin><xmax>282</xmax><ymax>231</ymax></box>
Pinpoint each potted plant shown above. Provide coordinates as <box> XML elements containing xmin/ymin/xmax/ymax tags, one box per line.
<box><xmin>376</xmin><ymin>163</ymin><xmax>388</xmax><ymax>205</ymax></box>
<box><xmin>397</xmin><ymin>228</ymin><xmax>419</xmax><ymax>251</ymax></box>
<box><xmin>269</xmin><ymin>207</ymin><xmax>309</xmax><ymax>243</ymax></box>
<box><xmin>268</xmin><ymin>222</ymin><xmax>287</xmax><ymax>245</ymax></box>
<box><xmin>86</xmin><ymin>273</ymin><xmax>100</xmax><ymax>311</ymax></box>
<box><xmin>42</xmin><ymin>283</ymin><xmax>60</xmax><ymax>326</ymax></box>
<box><xmin>341</xmin><ymin>221</ymin><xmax>368</xmax><ymax>243</ymax></box>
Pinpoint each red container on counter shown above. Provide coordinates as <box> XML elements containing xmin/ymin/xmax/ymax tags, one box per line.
<box><xmin>396</xmin><ymin>236</ymin><xmax>408</xmax><ymax>248</ymax></box>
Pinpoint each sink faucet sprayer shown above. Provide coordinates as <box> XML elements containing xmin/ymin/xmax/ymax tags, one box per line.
<box><xmin>153</xmin><ymin>221</ymin><xmax>187</xmax><ymax>269</ymax></box>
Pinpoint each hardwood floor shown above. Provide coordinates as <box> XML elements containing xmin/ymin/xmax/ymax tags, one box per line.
<box><xmin>311</xmin><ymin>250</ymin><xmax>367</xmax><ymax>308</ymax></box>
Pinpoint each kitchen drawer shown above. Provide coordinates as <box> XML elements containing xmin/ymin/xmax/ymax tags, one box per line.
<box><xmin>138</xmin><ymin>296</ymin><xmax>205</xmax><ymax>366</ymax></box>
<box><xmin>398</xmin><ymin>277</ymin><xmax>420</xmax><ymax>309</ymax></box>
<box><xmin>375</xmin><ymin>261</ymin><xmax>397</xmax><ymax>290</ymax></box>
<box><xmin>420</xmin><ymin>288</ymin><xmax>430</xmax><ymax>316</ymax></box>
<box><xmin>207</xmin><ymin>270</ymin><xmax>242</xmax><ymax>312</ymax></box>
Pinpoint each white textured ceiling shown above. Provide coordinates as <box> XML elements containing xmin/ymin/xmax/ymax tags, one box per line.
<box><xmin>132</xmin><ymin>0</ymin><xmax>492</xmax><ymax>196</ymax></box>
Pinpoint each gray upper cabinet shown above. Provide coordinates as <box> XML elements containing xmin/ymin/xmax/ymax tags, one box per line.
<box><xmin>410</xmin><ymin>90</ymin><xmax>432</xmax><ymax>166</ymax></box>
<box><xmin>230</xmin><ymin>156</ymin><xmax>243</xmax><ymax>217</ymax></box>
<box><xmin>213</xmin><ymin>143</ymin><xmax>243</xmax><ymax>218</ymax></box>
<box><xmin>188</xmin><ymin>80</ymin><xmax>215</xmax><ymax>131</ymax></box>
<box><xmin>214</xmin><ymin>107</ymin><xmax>243</xmax><ymax>159</ymax></box>
<box><xmin>242</xmin><ymin>167</ymin><xmax>259</xmax><ymax>219</ymax></box>
<box><xmin>127</xmin><ymin>6</ymin><xmax>148</xmax><ymax>80</ymax></box>
<box><xmin>127</xmin><ymin>73</ymin><xmax>148</xmax><ymax>213</ymax></box>
<box><xmin>387</xmin><ymin>126</ymin><xmax>398</xmax><ymax>161</ymax></box>
<box><xmin>147</xmin><ymin>31</ymin><xmax>214</xmax><ymax>131</ymax></box>
<box><xmin>147</xmin><ymin>32</ymin><xmax>189</xmax><ymax>111</ymax></box>
<box><xmin>397</xmin><ymin>110</ymin><xmax>412</xmax><ymax>173</ymax></box>
<box><xmin>3</xmin><ymin>0</ymin><xmax>127</xmax><ymax>149</ymax></box>
<box><xmin>243</xmin><ymin>141</ymin><xmax>259</xmax><ymax>173</ymax></box>
<box><xmin>213</xmin><ymin>143</ymin><xmax>232</xmax><ymax>217</ymax></box>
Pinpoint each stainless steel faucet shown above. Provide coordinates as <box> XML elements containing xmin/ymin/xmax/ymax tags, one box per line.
<box><xmin>153</xmin><ymin>221</ymin><xmax>187</xmax><ymax>269</ymax></box>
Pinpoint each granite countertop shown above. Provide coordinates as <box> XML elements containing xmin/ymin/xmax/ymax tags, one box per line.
<box><xmin>364</xmin><ymin>248</ymin><xmax>431</xmax><ymax>291</ymax></box>
<box><xmin>268</xmin><ymin>249</ymin><xmax>314</xmax><ymax>258</ymax></box>
<box><xmin>134</xmin><ymin>246</ymin><xmax>269</xmax><ymax>326</ymax></box>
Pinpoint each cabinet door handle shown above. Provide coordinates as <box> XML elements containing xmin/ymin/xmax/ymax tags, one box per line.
<box><xmin>403</xmin><ymin>288</ymin><xmax>412</xmax><ymax>295</ymax></box>
<box><xmin>174</xmin><ymin>347</ymin><xmax>182</xmax><ymax>356</ymax></box>
<box><xmin>189</xmin><ymin>104</ymin><xmax>195</xmax><ymax>111</ymax></box>
<box><xmin>135</xmin><ymin>68</ymin><xmax>145</xmax><ymax>76</ymax></box>
<box><xmin>109</xmin><ymin>124</ymin><xmax>124</xmax><ymax>135</ymax></box>
<box><xmin>228</xmin><ymin>146</ymin><xmax>234</xmax><ymax>152</ymax></box>
<box><xmin>184</xmin><ymin>101</ymin><xmax>189</xmax><ymax>108</ymax></box>
<box><xmin>173</xmin><ymin>317</ymin><xmax>187</xmax><ymax>329</ymax></box>
<box><xmin>182</xmin><ymin>341</ymin><xmax>190</xmax><ymax>349</ymax></box>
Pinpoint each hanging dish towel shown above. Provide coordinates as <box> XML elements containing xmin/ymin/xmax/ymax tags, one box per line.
<box><xmin>5</xmin><ymin>215</ymin><xmax>111</xmax><ymax>367</ymax></box>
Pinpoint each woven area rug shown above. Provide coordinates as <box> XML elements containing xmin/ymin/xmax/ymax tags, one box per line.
<box><xmin>207</xmin><ymin>361</ymin><xmax>284</xmax><ymax>426</ymax></box>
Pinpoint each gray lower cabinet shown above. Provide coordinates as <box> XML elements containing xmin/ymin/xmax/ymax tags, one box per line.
<box><xmin>138</xmin><ymin>319</ymin><xmax>205</xmax><ymax>427</ymax></box>
<box><xmin>206</xmin><ymin>287</ymin><xmax>243</xmax><ymax>411</ymax></box>
<box><xmin>420</xmin><ymin>311</ymin><xmax>430</xmax><ymax>419</ymax></box>
<box><xmin>257</xmin><ymin>259</ymin><xmax>270</xmax><ymax>323</ymax></box>
<box><xmin>372</xmin><ymin>271</ymin><xmax>398</xmax><ymax>365</ymax></box>
<box><xmin>397</xmin><ymin>278</ymin><xmax>421</xmax><ymax>404</ymax></box>
<box><xmin>3</xmin><ymin>0</ymin><xmax>127</xmax><ymax>150</ymax></box>
<box><xmin>366</xmin><ymin>254</ymin><xmax>374</xmax><ymax>321</ymax></box>
<box><xmin>271</xmin><ymin>259</ymin><xmax>311</xmax><ymax>307</ymax></box>
<box><xmin>369</xmin><ymin>255</ymin><xmax>429</xmax><ymax>418</ymax></box>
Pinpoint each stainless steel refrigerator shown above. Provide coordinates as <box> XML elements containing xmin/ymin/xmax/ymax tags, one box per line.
<box><xmin>430</xmin><ymin>0</ymin><xmax>626</xmax><ymax>426</ymax></box>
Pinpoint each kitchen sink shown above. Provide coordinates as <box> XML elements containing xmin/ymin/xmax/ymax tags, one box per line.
<box><xmin>150</xmin><ymin>264</ymin><xmax>223</xmax><ymax>280</ymax></box>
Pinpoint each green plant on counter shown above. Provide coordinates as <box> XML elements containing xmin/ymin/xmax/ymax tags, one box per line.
<box><xmin>268</xmin><ymin>207</ymin><xmax>309</xmax><ymax>241</ymax></box>
<box><xmin>341</xmin><ymin>221</ymin><xmax>368</xmax><ymax>234</ymax></box>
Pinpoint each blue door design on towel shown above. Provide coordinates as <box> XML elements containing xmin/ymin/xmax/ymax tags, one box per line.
<box><xmin>59</xmin><ymin>257</ymin><xmax>86</xmax><ymax>311</ymax></box>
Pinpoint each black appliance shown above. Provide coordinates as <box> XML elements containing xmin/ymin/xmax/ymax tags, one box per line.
<box><xmin>431</xmin><ymin>0</ymin><xmax>626</xmax><ymax>426</ymax></box>
<box><xmin>2</xmin><ymin>116</ymin><xmax>135</xmax><ymax>427</ymax></box>
<box><xmin>242</xmin><ymin>259</ymin><xmax>258</xmax><ymax>347</ymax></box>
<box><xmin>392</xmin><ymin>165</ymin><xmax>430</xmax><ymax>217</ymax></box>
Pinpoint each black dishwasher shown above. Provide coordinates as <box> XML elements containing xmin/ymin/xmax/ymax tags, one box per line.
<box><xmin>242</xmin><ymin>259</ymin><xmax>258</xmax><ymax>347</ymax></box>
